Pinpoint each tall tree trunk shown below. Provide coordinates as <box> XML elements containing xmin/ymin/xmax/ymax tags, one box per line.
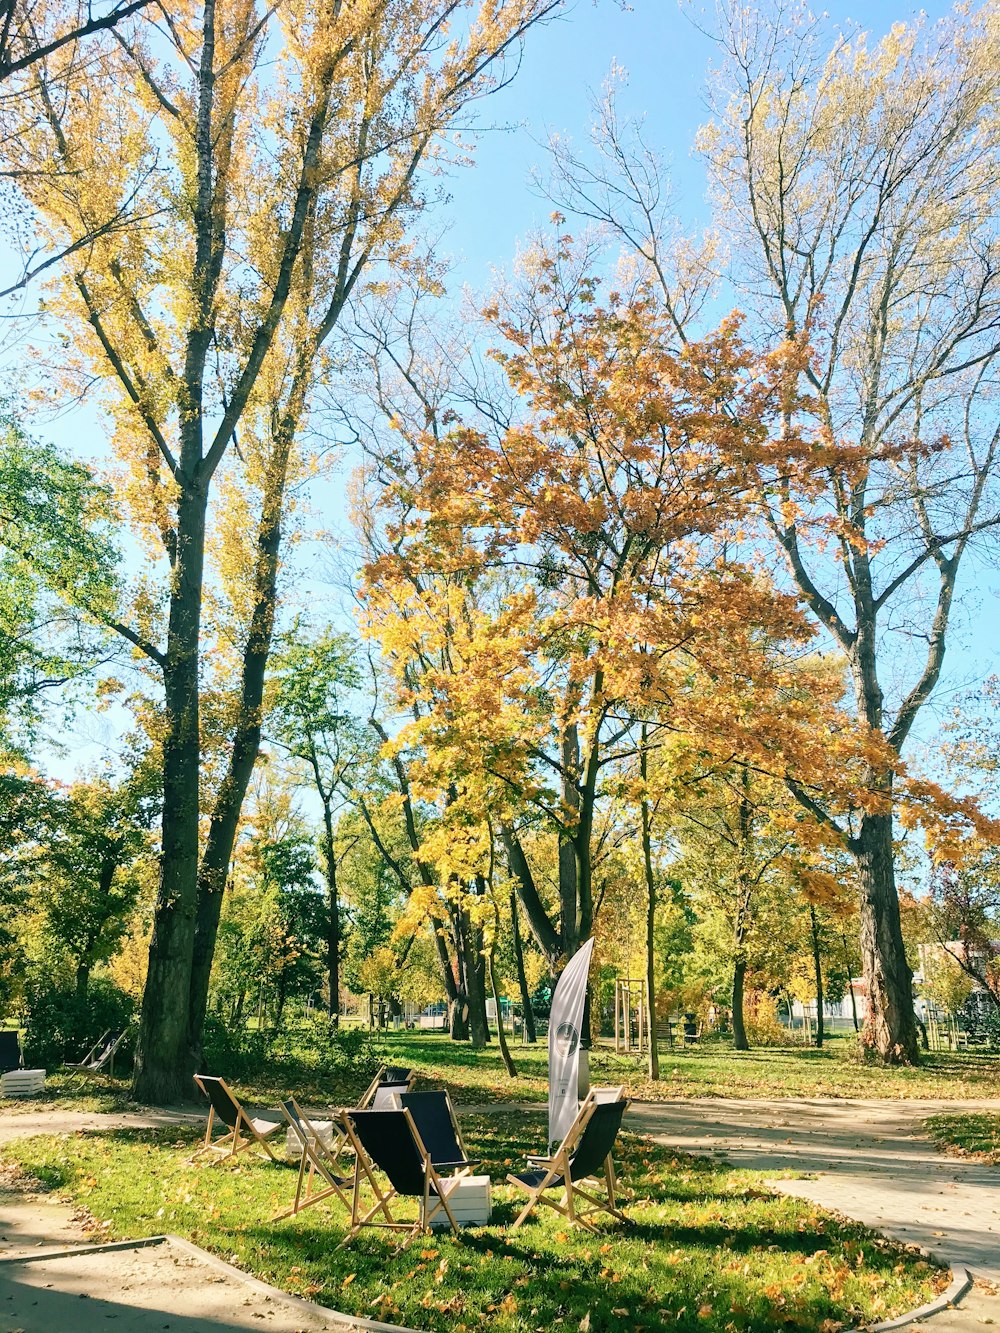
<box><xmin>853</xmin><ymin>807</ymin><xmax>918</xmax><ymax>1063</ymax></box>
<box><xmin>449</xmin><ymin>904</ymin><xmax>471</xmax><ymax>1041</ymax></box>
<box><xmin>502</xmin><ymin>825</ymin><xmax>561</xmax><ymax>966</ymax></box>
<box><xmin>640</xmin><ymin>724</ymin><xmax>660</xmax><ymax>1079</ymax></box>
<box><xmin>809</xmin><ymin>901</ymin><xmax>824</xmax><ymax>1049</ymax></box>
<box><xmin>428</xmin><ymin>912</ymin><xmax>462</xmax><ymax>1037</ymax></box>
<box><xmin>462</xmin><ymin>906</ymin><xmax>489</xmax><ymax>1049</ymax></box>
<box><xmin>75</xmin><ymin>962</ymin><xmax>90</xmax><ymax>1000</ymax></box>
<box><xmin>133</xmin><ymin>486</ymin><xmax>207</xmax><ymax>1105</ymax></box>
<box><xmin>510</xmin><ymin>889</ymin><xmax>537</xmax><ymax>1043</ymax></box>
<box><xmin>326</xmin><ymin>843</ymin><xmax>340</xmax><ymax>1025</ymax></box>
<box><xmin>488</xmin><ymin>924</ymin><xmax>517</xmax><ymax>1077</ymax></box>
<box><xmin>842</xmin><ymin>928</ymin><xmax>860</xmax><ymax>1033</ymax></box>
<box><xmin>186</xmin><ymin>428</ymin><xmax>291</xmax><ymax>1073</ymax></box>
<box><xmin>314</xmin><ymin>792</ymin><xmax>340</xmax><ymax>1023</ymax></box>
<box><xmin>732</xmin><ymin>954</ymin><xmax>748</xmax><ymax>1051</ymax></box>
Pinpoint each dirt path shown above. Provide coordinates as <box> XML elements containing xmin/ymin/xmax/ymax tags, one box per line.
<box><xmin>0</xmin><ymin>1106</ymin><xmax>202</xmax><ymax>1145</ymax></box>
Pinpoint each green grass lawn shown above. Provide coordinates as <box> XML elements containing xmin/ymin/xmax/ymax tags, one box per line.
<box><xmin>924</xmin><ymin>1112</ymin><xmax>1000</xmax><ymax>1163</ymax></box>
<box><xmin>0</xmin><ymin>1070</ymin><xmax>134</xmax><ymax>1115</ymax></box>
<box><xmin>3</xmin><ymin>1115</ymin><xmax>946</xmax><ymax>1333</ymax></box>
<box><xmin>231</xmin><ymin>1030</ymin><xmax>1000</xmax><ymax>1109</ymax></box>
<box><xmin>7</xmin><ymin>1031</ymin><xmax>999</xmax><ymax>1116</ymax></box>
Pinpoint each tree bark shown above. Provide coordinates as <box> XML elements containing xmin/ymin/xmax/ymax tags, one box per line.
<box><xmin>732</xmin><ymin>954</ymin><xmax>749</xmax><ymax>1051</ymax></box>
<box><xmin>133</xmin><ymin>485</ymin><xmax>207</xmax><ymax>1105</ymax></box>
<box><xmin>853</xmin><ymin>808</ymin><xmax>918</xmax><ymax>1063</ymax></box>
<box><xmin>841</xmin><ymin>928</ymin><xmax>860</xmax><ymax>1033</ymax></box>
<box><xmin>510</xmin><ymin>888</ymin><xmax>537</xmax><ymax>1043</ymax></box>
<box><xmin>462</xmin><ymin>906</ymin><xmax>489</xmax><ymax>1049</ymax></box>
<box><xmin>809</xmin><ymin>901</ymin><xmax>825</xmax><ymax>1049</ymax></box>
<box><xmin>186</xmin><ymin>420</ymin><xmax>293</xmax><ymax>1072</ymax></box>
<box><xmin>640</xmin><ymin>725</ymin><xmax>660</xmax><ymax>1079</ymax></box>
<box><xmin>488</xmin><ymin>929</ymin><xmax>517</xmax><ymax>1077</ymax></box>
<box><xmin>325</xmin><ymin>826</ymin><xmax>340</xmax><ymax>1024</ymax></box>
<box><xmin>501</xmin><ymin>825</ymin><xmax>561</xmax><ymax>966</ymax></box>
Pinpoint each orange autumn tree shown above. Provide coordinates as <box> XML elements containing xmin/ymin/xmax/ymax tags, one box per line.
<box><xmin>359</xmin><ymin>238</ymin><xmax>872</xmax><ymax>992</ymax></box>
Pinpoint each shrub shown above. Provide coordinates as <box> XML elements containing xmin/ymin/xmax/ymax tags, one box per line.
<box><xmin>22</xmin><ymin>973</ymin><xmax>136</xmax><ymax>1069</ymax></box>
<box><xmin>201</xmin><ymin>1009</ymin><xmax>373</xmax><ymax>1084</ymax></box>
<box><xmin>743</xmin><ymin>991</ymin><xmax>788</xmax><ymax>1047</ymax></box>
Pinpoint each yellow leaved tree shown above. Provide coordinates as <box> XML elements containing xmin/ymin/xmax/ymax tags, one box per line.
<box><xmin>2</xmin><ymin>0</ymin><xmax>562</xmax><ymax>1102</ymax></box>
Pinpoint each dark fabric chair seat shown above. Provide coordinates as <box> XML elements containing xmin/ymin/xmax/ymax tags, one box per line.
<box><xmin>358</xmin><ymin>1065</ymin><xmax>417</xmax><ymax>1109</ymax></box>
<box><xmin>340</xmin><ymin>1106</ymin><xmax>464</xmax><ymax>1244</ymax></box>
<box><xmin>192</xmin><ymin>1074</ymin><xmax>281</xmax><ymax>1164</ymax></box>
<box><xmin>511</xmin><ymin>1167</ymin><xmax>564</xmax><ymax>1190</ymax></box>
<box><xmin>0</xmin><ymin>1031</ymin><xmax>22</xmax><ymax>1075</ymax></box>
<box><xmin>399</xmin><ymin>1090</ymin><xmax>478</xmax><ymax>1175</ymax></box>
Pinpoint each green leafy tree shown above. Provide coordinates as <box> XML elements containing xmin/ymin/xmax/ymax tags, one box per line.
<box><xmin>0</xmin><ymin>414</ymin><xmax>121</xmax><ymax>754</ymax></box>
<box><xmin>31</xmin><ymin>762</ymin><xmax>158</xmax><ymax>998</ymax></box>
<box><xmin>268</xmin><ymin>627</ymin><xmax>366</xmax><ymax>1024</ymax></box>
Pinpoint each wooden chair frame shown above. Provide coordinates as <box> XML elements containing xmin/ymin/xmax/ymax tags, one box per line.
<box><xmin>65</xmin><ymin>1028</ymin><xmax>129</xmax><ymax>1080</ymax></box>
<box><xmin>339</xmin><ymin>1106</ymin><xmax>463</xmax><ymax>1247</ymax></box>
<box><xmin>508</xmin><ymin>1087</ymin><xmax>629</xmax><ymax>1234</ymax></box>
<box><xmin>192</xmin><ymin>1074</ymin><xmax>281</xmax><ymax>1164</ymax></box>
<box><xmin>357</xmin><ymin>1064</ymin><xmax>417</xmax><ymax>1109</ymax></box>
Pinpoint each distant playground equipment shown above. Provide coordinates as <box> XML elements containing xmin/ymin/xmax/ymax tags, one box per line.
<box><xmin>613</xmin><ymin>977</ymin><xmax>648</xmax><ymax>1055</ymax></box>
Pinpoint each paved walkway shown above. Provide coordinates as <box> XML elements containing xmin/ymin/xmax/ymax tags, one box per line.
<box><xmin>628</xmin><ymin>1097</ymin><xmax>1000</xmax><ymax>1280</ymax></box>
<box><xmin>0</xmin><ymin>1109</ymin><xmax>364</xmax><ymax>1332</ymax></box>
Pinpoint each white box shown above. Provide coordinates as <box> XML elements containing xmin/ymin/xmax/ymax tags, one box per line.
<box><xmin>1</xmin><ymin>1069</ymin><xmax>45</xmax><ymax>1097</ymax></box>
<box><xmin>285</xmin><ymin>1120</ymin><xmax>335</xmax><ymax>1159</ymax></box>
<box><xmin>436</xmin><ymin>1174</ymin><xmax>491</xmax><ymax>1227</ymax></box>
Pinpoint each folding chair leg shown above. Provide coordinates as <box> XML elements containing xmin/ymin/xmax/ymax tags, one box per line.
<box><xmin>339</xmin><ymin>1184</ymin><xmax>400</xmax><ymax>1247</ymax></box>
<box><xmin>508</xmin><ymin>1161</ymin><xmax>564</xmax><ymax>1231</ymax></box>
<box><xmin>605</xmin><ymin>1158</ymin><xmax>617</xmax><ymax>1210</ymax></box>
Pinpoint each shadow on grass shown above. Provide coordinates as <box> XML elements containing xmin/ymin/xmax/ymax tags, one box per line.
<box><xmin>4</xmin><ymin>1119</ymin><xmax>945</xmax><ymax>1333</ymax></box>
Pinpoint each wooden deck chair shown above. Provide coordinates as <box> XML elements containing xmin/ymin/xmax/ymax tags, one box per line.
<box><xmin>339</xmin><ymin>1106</ymin><xmax>463</xmax><ymax>1246</ymax></box>
<box><xmin>65</xmin><ymin>1029</ymin><xmax>129</xmax><ymax>1079</ymax></box>
<box><xmin>0</xmin><ymin>1031</ymin><xmax>22</xmax><ymax>1075</ymax></box>
<box><xmin>507</xmin><ymin>1088</ymin><xmax>630</xmax><ymax>1233</ymax></box>
<box><xmin>192</xmin><ymin>1074</ymin><xmax>281</xmax><ymax>1164</ymax></box>
<box><xmin>399</xmin><ymin>1090</ymin><xmax>479</xmax><ymax>1177</ymax></box>
<box><xmin>273</xmin><ymin>1099</ymin><xmax>357</xmax><ymax>1221</ymax></box>
<box><xmin>304</xmin><ymin>1072</ymin><xmax>417</xmax><ymax>1184</ymax></box>
<box><xmin>358</xmin><ymin>1064</ymin><xmax>416</xmax><ymax>1109</ymax></box>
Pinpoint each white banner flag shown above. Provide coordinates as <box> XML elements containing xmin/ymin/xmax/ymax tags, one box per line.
<box><xmin>548</xmin><ymin>937</ymin><xmax>595</xmax><ymax>1149</ymax></box>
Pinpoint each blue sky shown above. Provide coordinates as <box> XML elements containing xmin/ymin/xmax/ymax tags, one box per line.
<box><xmin>440</xmin><ymin>0</ymin><xmax>962</xmax><ymax>283</ymax></box>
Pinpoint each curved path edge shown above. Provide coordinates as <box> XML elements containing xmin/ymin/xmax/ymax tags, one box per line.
<box><xmin>0</xmin><ymin>1232</ymin><xmax>422</xmax><ymax>1333</ymax></box>
<box><xmin>1</xmin><ymin>1100</ymin><xmax>993</xmax><ymax>1331</ymax></box>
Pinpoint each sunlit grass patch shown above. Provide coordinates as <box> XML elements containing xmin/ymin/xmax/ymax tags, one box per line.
<box><xmin>924</xmin><ymin>1112</ymin><xmax>1000</xmax><ymax>1164</ymax></box>
<box><xmin>3</xmin><ymin>1112</ymin><xmax>946</xmax><ymax>1333</ymax></box>
<box><xmin>0</xmin><ymin>1070</ymin><xmax>134</xmax><ymax>1115</ymax></box>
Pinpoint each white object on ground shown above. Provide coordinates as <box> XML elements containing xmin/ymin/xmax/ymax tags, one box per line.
<box><xmin>285</xmin><ymin>1118</ymin><xmax>335</xmax><ymax>1159</ymax></box>
<box><xmin>0</xmin><ymin>1069</ymin><xmax>45</xmax><ymax>1097</ymax></box>
<box><xmin>438</xmin><ymin>1173</ymin><xmax>491</xmax><ymax>1227</ymax></box>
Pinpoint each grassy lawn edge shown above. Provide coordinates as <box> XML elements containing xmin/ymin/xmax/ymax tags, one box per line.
<box><xmin>924</xmin><ymin>1112</ymin><xmax>1000</xmax><ymax>1165</ymax></box>
<box><xmin>0</xmin><ymin>1118</ymin><xmax>948</xmax><ymax>1333</ymax></box>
